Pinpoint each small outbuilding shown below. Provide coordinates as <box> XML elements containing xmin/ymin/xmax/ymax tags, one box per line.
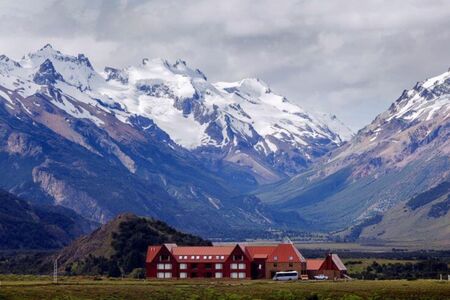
<box><xmin>306</xmin><ymin>253</ymin><xmax>347</xmax><ymax>280</ymax></box>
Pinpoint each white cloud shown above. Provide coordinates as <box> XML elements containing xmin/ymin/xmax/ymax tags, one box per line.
<box><xmin>1</xmin><ymin>0</ymin><xmax>450</xmax><ymax>130</ymax></box>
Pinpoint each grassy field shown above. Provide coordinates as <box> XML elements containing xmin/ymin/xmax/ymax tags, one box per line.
<box><xmin>341</xmin><ymin>258</ymin><xmax>419</xmax><ymax>274</ymax></box>
<box><xmin>0</xmin><ymin>276</ymin><xmax>448</xmax><ymax>300</ymax></box>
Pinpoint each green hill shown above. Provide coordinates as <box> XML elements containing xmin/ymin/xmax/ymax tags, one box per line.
<box><xmin>57</xmin><ymin>213</ymin><xmax>211</xmax><ymax>276</ymax></box>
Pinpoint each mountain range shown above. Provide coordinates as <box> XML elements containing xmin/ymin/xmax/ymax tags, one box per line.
<box><xmin>0</xmin><ymin>45</ymin><xmax>352</xmax><ymax>237</ymax></box>
<box><xmin>0</xmin><ymin>44</ymin><xmax>448</xmax><ymax>245</ymax></box>
<box><xmin>256</xmin><ymin>68</ymin><xmax>450</xmax><ymax>245</ymax></box>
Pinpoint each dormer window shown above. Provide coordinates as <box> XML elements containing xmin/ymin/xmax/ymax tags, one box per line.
<box><xmin>289</xmin><ymin>256</ymin><xmax>293</xmax><ymax>261</ymax></box>
<box><xmin>274</xmin><ymin>256</ymin><xmax>278</xmax><ymax>261</ymax></box>
<box><xmin>159</xmin><ymin>255</ymin><xmax>170</xmax><ymax>261</ymax></box>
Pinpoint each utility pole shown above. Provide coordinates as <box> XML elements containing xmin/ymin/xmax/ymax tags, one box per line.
<box><xmin>53</xmin><ymin>257</ymin><xmax>58</xmax><ymax>284</ymax></box>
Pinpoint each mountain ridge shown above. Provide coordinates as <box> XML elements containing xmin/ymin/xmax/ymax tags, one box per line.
<box><xmin>0</xmin><ymin>44</ymin><xmax>351</xmax><ymax>236</ymax></box>
<box><xmin>256</xmin><ymin>67</ymin><xmax>450</xmax><ymax>244</ymax></box>
<box><xmin>0</xmin><ymin>188</ymin><xmax>97</xmax><ymax>250</ymax></box>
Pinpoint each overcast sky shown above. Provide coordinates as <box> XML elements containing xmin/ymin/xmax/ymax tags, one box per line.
<box><xmin>1</xmin><ymin>0</ymin><xmax>450</xmax><ymax>130</ymax></box>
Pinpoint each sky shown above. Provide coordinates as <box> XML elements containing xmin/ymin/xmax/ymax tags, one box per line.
<box><xmin>1</xmin><ymin>0</ymin><xmax>450</xmax><ymax>130</ymax></box>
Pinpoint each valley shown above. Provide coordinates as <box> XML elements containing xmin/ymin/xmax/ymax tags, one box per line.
<box><xmin>0</xmin><ymin>44</ymin><xmax>449</xmax><ymax>248</ymax></box>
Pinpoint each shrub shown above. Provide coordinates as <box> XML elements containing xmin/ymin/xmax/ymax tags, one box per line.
<box><xmin>128</xmin><ymin>268</ymin><xmax>146</xmax><ymax>279</ymax></box>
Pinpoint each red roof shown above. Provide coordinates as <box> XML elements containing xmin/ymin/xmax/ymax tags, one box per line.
<box><xmin>172</xmin><ymin>246</ymin><xmax>235</xmax><ymax>256</ymax></box>
<box><xmin>331</xmin><ymin>254</ymin><xmax>347</xmax><ymax>271</ymax></box>
<box><xmin>245</xmin><ymin>244</ymin><xmax>305</xmax><ymax>263</ymax></box>
<box><xmin>171</xmin><ymin>245</ymin><xmax>239</xmax><ymax>263</ymax></box>
<box><xmin>146</xmin><ymin>245</ymin><xmax>162</xmax><ymax>263</ymax></box>
<box><xmin>306</xmin><ymin>259</ymin><xmax>324</xmax><ymax>270</ymax></box>
<box><xmin>267</xmin><ymin>243</ymin><xmax>305</xmax><ymax>263</ymax></box>
<box><xmin>245</xmin><ymin>246</ymin><xmax>277</xmax><ymax>260</ymax></box>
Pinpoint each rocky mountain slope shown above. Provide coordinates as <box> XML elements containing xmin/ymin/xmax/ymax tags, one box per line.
<box><xmin>0</xmin><ymin>45</ymin><xmax>351</xmax><ymax>236</ymax></box>
<box><xmin>257</xmin><ymin>69</ymin><xmax>450</xmax><ymax>242</ymax></box>
<box><xmin>0</xmin><ymin>189</ymin><xmax>97</xmax><ymax>249</ymax></box>
<box><xmin>358</xmin><ymin>181</ymin><xmax>449</xmax><ymax>247</ymax></box>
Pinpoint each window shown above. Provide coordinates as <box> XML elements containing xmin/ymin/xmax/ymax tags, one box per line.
<box><xmin>208</xmin><ymin>256</ymin><xmax>212</xmax><ymax>259</ymax></box>
<box><xmin>238</xmin><ymin>263</ymin><xmax>246</xmax><ymax>269</ymax></box>
<box><xmin>289</xmin><ymin>256</ymin><xmax>293</xmax><ymax>261</ymax></box>
<box><xmin>231</xmin><ymin>263</ymin><xmax>238</xmax><ymax>269</ymax></box>
<box><xmin>203</xmin><ymin>256</ymin><xmax>207</xmax><ymax>259</ymax></box>
<box><xmin>238</xmin><ymin>272</ymin><xmax>246</xmax><ymax>279</ymax></box>
<box><xmin>205</xmin><ymin>263</ymin><xmax>212</xmax><ymax>270</ymax></box>
<box><xmin>206</xmin><ymin>272</ymin><xmax>213</xmax><ymax>278</ymax></box>
<box><xmin>215</xmin><ymin>272</ymin><xmax>223</xmax><ymax>278</ymax></box>
<box><xmin>231</xmin><ymin>272</ymin><xmax>238</xmax><ymax>279</ymax></box>
<box><xmin>196</xmin><ymin>256</ymin><xmax>200</xmax><ymax>259</ymax></box>
<box><xmin>216</xmin><ymin>256</ymin><xmax>220</xmax><ymax>259</ymax></box>
<box><xmin>158</xmin><ymin>263</ymin><xmax>171</xmax><ymax>270</ymax></box>
<box><xmin>220</xmin><ymin>256</ymin><xmax>224</xmax><ymax>259</ymax></box>
<box><xmin>164</xmin><ymin>272</ymin><xmax>172</xmax><ymax>278</ymax></box>
<box><xmin>274</xmin><ymin>256</ymin><xmax>278</xmax><ymax>261</ymax></box>
<box><xmin>215</xmin><ymin>263</ymin><xmax>223</xmax><ymax>270</ymax></box>
<box><xmin>157</xmin><ymin>272</ymin><xmax>165</xmax><ymax>279</ymax></box>
<box><xmin>179</xmin><ymin>272</ymin><xmax>187</xmax><ymax>278</ymax></box>
<box><xmin>179</xmin><ymin>256</ymin><xmax>183</xmax><ymax>260</ymax></box>
<box><xmin>184</xmin><ymin>256</ymin><xmax>188</xmax><ymax>259</ymax></box>
<box><xmin>191</xmin><ymin>256</ymin><xmax>195</xmax><ymax>259</ymax></box>
<box><xmin>289</xmin><ymin>262</ymin><xmax>293</xmax><ymax>267</ymax></box>
<box><xmin>191</xmin><ymin>263</ymin><xmax>198</xmax><ymax>269</ymax></box>
<box><xmin>233</xmin><ymin>255</ymin><xmax>243</xmax><ymax>261</ymax></box>
<box><xmin>273</xmin><ymin>263</ymin><xmax>278</xmax><ymax>267</ymax></box>
<box><xmin>160</xmin><ymin>255</ymin><xmax>170</xmax><ymax>261</ymax></box>
<box><xmin>180</xmin><ymin>263</ymin><xmax>187</xmax><ymax>270</ymax></box>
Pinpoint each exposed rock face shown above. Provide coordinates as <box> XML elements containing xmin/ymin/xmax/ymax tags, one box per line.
<box><xmin>3</xmin><ymin>45</ymin><xmax>346</xmax><ymax>236</ymax></box>
<box><xmin>257</xmin><ymin>69</ymin><xmax>450</xmax><ymax>243</ymax></box>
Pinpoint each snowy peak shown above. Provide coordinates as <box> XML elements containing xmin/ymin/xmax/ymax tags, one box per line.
<box><xmin>235</xmin><ymin>78</ymin><xmax>271</xmax><ymax>96</ymax></box>
<box><xmin>0</xmin><ymin>55</ymin><xmax>21</xmax><ymax>72</ymax></box>
<box><xmin>33</xmin><ymin>59</ymin><xmax>63</xmax><ymax>85</ymax></box>
<box><xmin>314</xmin><ymin>113</ymin><xmax>354</xmax><ymax>142</ymax></box>
<box><xmin>420</xmin><ymin>69</ymin><xmax>450</xmax><ymax>89</ymax></box>
<box><xmin>0</xmin><ymin>45</ymin><xmax>353</xmax><ymax>178</ymax></box>
<box><xmin>22</xmin><ymin>45</ymin><xmax>99</xmax><ymax>91</ymax></box>
<box><xmin>377</xmin><ymin>69</ymin><xmax>450</xmax><ymax>126</ymax></box>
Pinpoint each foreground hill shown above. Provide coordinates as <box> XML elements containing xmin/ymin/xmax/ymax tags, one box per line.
<box><xmin>0</xmin><ymin>189</ymin><xmax>96</xmax><ymax>249</ymax></box>
<box><xmin>257</xmin><ymin>69</ymin><xmax>450</xmax><ymax>244</ymax></box>
<box><xmin>56</xmin><ymin>213</ymin><xmax>211</xmax><ymax>275</ymax></box>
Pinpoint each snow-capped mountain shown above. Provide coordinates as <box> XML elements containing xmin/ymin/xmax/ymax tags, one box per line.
<box><xmin>0</xmin><ymin>44</ymin><xmax>351</xmax><ymax>182</ymax></box>
<box><xmin>0</xmin><ymin>44</ymin><xmax>352</xmax><ymax>235</ymax></box>
<box><xmin>257</xmin><ymin>68</ymin><xmax>450</xmax><ymax>240</ymax></box>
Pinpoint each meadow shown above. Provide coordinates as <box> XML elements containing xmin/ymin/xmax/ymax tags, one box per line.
<box><xmin>0</xmin><ymin>276</ymin><xmax>449</xmax><ymax>300</ymax></box>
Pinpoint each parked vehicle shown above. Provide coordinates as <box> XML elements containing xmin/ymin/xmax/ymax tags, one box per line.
<box><xmin>272</xmin><ymin>271</ymin><xmax>299</xmax><ymax>281</ymax></box>
<box><xmin>314</xmin><ymin>274</ymin><xmax>328</xmax><ymax>280</ymax></box>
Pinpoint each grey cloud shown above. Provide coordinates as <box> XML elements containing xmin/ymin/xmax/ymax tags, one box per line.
<box><xmin>1</xmin><ymin>0</ymin><xmax>450</xmax><ymax>130</ymax></box>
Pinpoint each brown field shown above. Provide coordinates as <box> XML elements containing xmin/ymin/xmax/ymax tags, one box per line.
<box><xmin>0</xmin><ymin>276</ymin><xmax>449</xmax><ymax>300</ymax></box>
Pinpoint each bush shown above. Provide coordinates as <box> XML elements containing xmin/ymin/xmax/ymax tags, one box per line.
<box><xmin>128</xmin><ymin>268</ymin><xmax>146</xmax><ymax>279</ymax></box>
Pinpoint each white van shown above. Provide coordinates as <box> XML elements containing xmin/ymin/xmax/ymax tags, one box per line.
<box><xmin>272</xmin><ymin>271</ymin><xmax>299</xmax><ymax>281</ymax></box>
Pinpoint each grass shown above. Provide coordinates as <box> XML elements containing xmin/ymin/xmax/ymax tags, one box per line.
<box><xmin>341</xmin><ymin>259</ymin><xmax>418</xmax><ymax>274</ymax></box>
<box><xmin>0</xmin><ymin>276</ymin><xmax>448</xmax><ymax>300</ymax></box>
